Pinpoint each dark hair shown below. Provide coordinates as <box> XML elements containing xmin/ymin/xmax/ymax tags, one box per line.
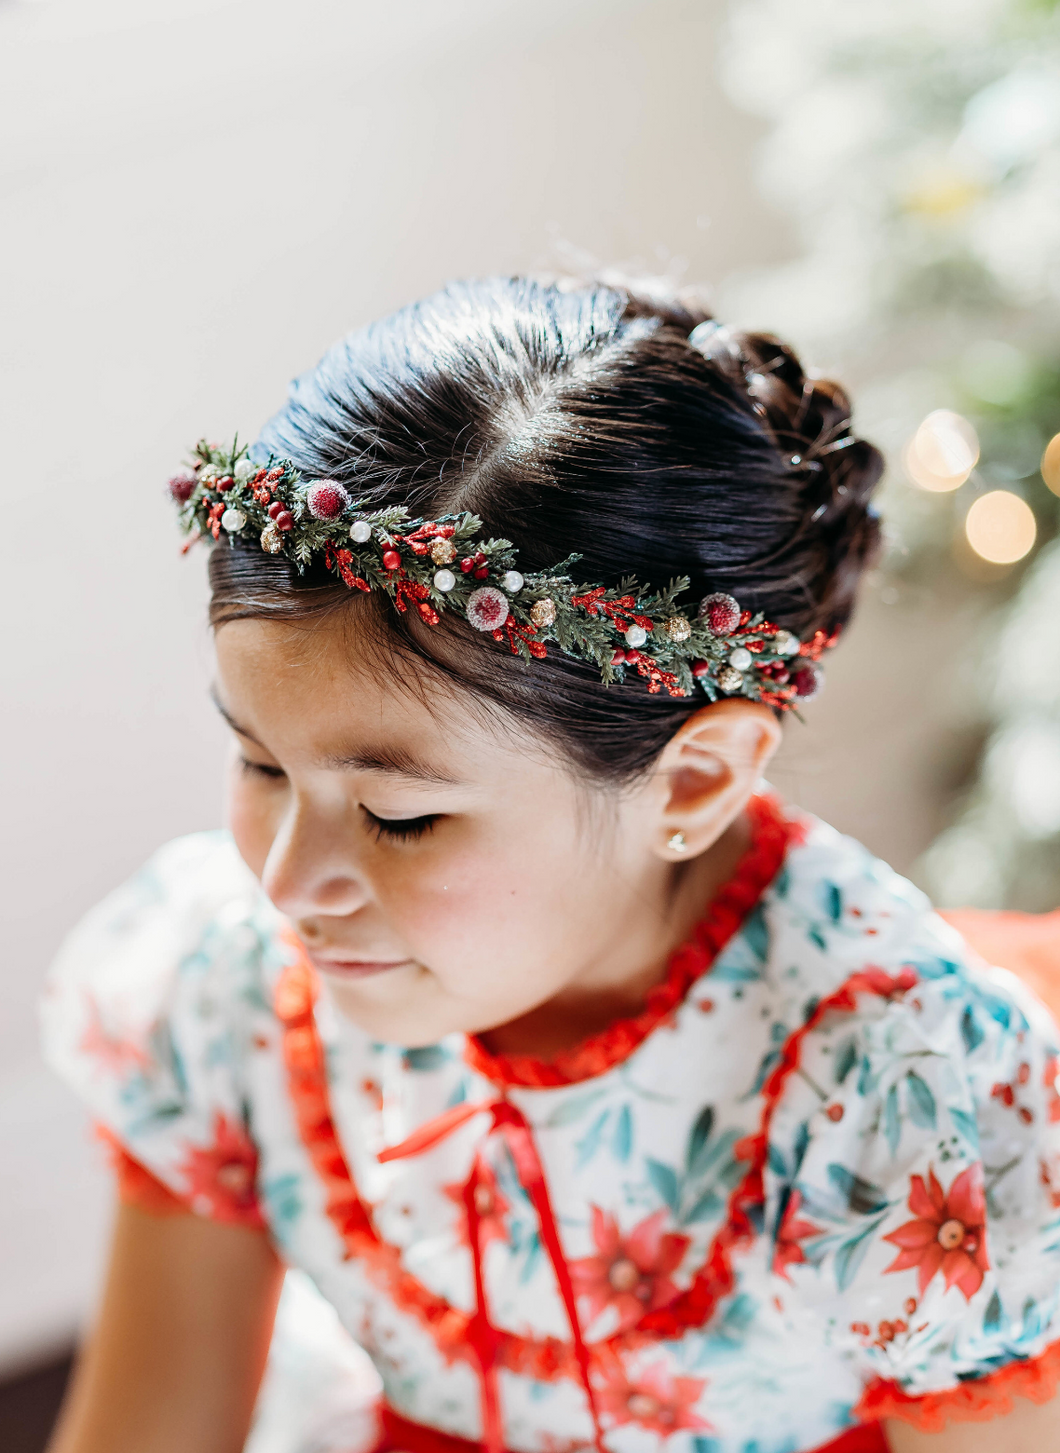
<box><xmin>209</xmin><ymin>276</ymin><xmax>883</xmax><ymax>782</ymax></box>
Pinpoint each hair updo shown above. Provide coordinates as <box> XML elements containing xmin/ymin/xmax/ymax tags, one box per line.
<box><xmin>209</xmin><ymin>276</ymin><xmax>883</xmax><ymax>782</ymax></box>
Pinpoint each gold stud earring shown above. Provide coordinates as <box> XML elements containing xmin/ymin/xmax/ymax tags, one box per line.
<box><xmin>667</xmin><ymin>831</ymin><xmax>688</xmax><ymax>853</ymax></box>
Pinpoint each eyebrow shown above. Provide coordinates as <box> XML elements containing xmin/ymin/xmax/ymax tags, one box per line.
<box><xmin>209</xmin><ymin>685</ymin><xmax>464</xmax><ymax>787</ymax></box>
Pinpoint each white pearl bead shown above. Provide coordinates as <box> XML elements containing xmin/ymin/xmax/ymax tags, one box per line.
<box><xmin>349</xmin><ymin>520</ymin><xmax>372</xmax><ymax>543</ymax></box>
<box><xmin>221</xmin><ymin>508</ymin><xmax>247</xmax><ymax>532</ymax></box>
<box><xmin>729</xmin><ymin>646</ymin><xmax>753</xmax><ymax>671</ymax></box>
<box><xmin>433</xmin><ymin>568</ymin><xmax>456</xmax><ymax>592</ymax></box>
<box><xmin>501</xmin><ymin>570</ymin><xmax>524</xmax><ymax>593</ymax></box>
<box><xmin>625</xmin><ymin>624</ymin><xmax>648</xmax><ymax>648</ymax></box>
<box><xmin>775</xmin><ymin>631</ymin><xmax>801</xmax><ymax>657</ymax></box>
<box><xmin>234</xmin><ymin>459</ymin><xmax>255</xmax><ymax>481</ymax></box>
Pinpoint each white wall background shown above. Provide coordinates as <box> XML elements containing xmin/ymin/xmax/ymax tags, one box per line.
<box><xmin>0</xmin><ymin>0</ymin><xmax>958</xmax><ymax>1375</ymax></box>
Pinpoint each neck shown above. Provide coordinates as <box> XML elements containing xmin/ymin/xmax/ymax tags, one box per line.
<box><xmin>478</xmin><ymin>809</ymin><xmax>753</xmax><ymax>1060</ymax></box>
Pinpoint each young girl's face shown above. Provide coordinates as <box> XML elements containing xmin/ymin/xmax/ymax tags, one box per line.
<box><xmin>214</xmin><ymin>613</ymin><xmax>694</xmax><ymax>1047</ymax></box>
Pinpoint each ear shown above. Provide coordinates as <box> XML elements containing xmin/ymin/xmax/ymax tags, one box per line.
<box><xmin>650</xmin><ymin>700</ymin><xmax>782</xmax><ymax>860</ymax></box>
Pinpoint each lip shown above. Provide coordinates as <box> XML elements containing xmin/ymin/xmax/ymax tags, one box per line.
<box><xmin>307</xmin><ymin>954</ymin><xmax>413</xmax><ymax>981</ymax></box>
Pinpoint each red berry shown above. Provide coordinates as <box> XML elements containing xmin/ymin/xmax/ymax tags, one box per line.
<box><xmin>306</xmin><ymin>480</ymin><xmax>350</xmax><ymax>521</ymax></box>
<box><xmin>276</xmin><ymin>511</ymin><xmax>294</xmax><ymax>530</ymax></box>
<box><xmin>691</xmin><ymin>660</ymin><xmax>711</xmax><ymax>678</ymax></box>
<box><xmin>473</xmin><ymin>566</ymin><xmax>489</xmax><ymax>580</ymax></box>
<box><xmin>460</xmin><ymin>557</ymin><xmax>474</xmax><ymax>573</ymax></box>
<box><xmin>268</xmin><ymin>501</ymin><xmax>284</xmax><ymax>520</ymax></box>
<box><xmin>792</xmin><ymin>663</ymin><xmax>822</xmax><ymax>699</ymax></box>
<box><xmin>764</xmin><ymin>662</ymin><xmax>790</xmax><ymax>683</ymax></box>
<box><xmin>612</xmin><ymin>649</ymin><xmax>627</xmax><ymax>664</ymax></box>
<box><xmin>474</xmin><ymin>551</ymin><xmax>486</xmax><ymax>564</ymax></box>
<box><xmin>167</xmin><ymin>472</ymin><xmax>196</xmax><ymax>503</ymax></box>
<box><xmin>216</xmin><ymin>475</ymin><xmax>234</xmax><ymax>492</ymax></box>
<box><xmin>698</xmin><ymin>592</ymin><xmax>741</xmax><ymax>637</ymax></box>
<box><xmin>382</xmin><ymin>549</ymin><xmax>401</xmax><ymax>570</ymax></box>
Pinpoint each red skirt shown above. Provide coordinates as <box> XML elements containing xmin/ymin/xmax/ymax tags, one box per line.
<box><xmin>376</xmin><ymin>1405</ymin><xmax>888</xmax><ymax>1453</ymax></box>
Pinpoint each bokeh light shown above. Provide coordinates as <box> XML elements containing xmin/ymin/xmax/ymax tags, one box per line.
<box><xmin>964</xmin><ymin>490</ymin><xmax>1037</xmax><ymax>564</ymax></box>
<box><xmin>904</xmin><ymin>409</ymin><xmax>980</xmax><ymax>491</ymax></box>
<box><xmin>1042</xmin><ymin>432</ymin><xmax>1060</xmax><ymax>497</ymax></box>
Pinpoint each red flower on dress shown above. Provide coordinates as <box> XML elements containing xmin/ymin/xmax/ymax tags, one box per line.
<box><xmin>883</xmin><ymin>1162</ymin><xmax>989</xmax><ymax>1301</ymax></box>
<box><xmin>570</xmin><ymin>1207</ymin><xmax>690</xmax><ymax>1332</ymax></box>
<box><xmin>78</xmin><ymin>995</ymin><xmax>151</xmax><ymax>1075</ymax></box>
<box><xmin>178</xmin><ymin>1111</ymin><xmax>265</xmax><ymax>1229</ymax></box>
<box><xmin>773</xmin><ymin>1188</ymin><xmax>824</xmax><ymax>1281</ymax></box>
<box><xmin>443</xmin><ymin>1158</ymin><xmax>509</xmax><ymax>1249</ymax></box>
<box><xmin>596</xmin><ymin>1359</ymin><xmax>711</xmax><ymax>1436</ymax></box>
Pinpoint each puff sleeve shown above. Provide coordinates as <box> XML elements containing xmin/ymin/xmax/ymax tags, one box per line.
<box><xmin>41</xmin><ymin>832</ymin><xmax>273</xmax><ymax>1230</ymax></box>
<box><xmin>764</xmin><ymin>931</ymin><xmax>1060</xmax><ymax>1433</ymax></box>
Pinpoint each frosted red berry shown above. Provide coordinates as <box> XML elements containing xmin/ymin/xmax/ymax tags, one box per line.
<box><xmin>792</xmin><ymin>663</ymin><xmax>822</xmax><ymax>699</ymax></box>
<box><xmin>167</xmin><ymin>472</ymin><xmax>196</xmax><ymax>503</ymax></box>
<box><xmin>698</xmin><ymin>592</ymin><xmax>741</xmax><ymax>637</ymax></box>
<box><xmin>306</xmin><ymin>480</ymin><xmax>350</xmax><ymax>521</ymax></box>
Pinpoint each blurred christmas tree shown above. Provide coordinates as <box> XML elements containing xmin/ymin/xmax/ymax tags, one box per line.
<box><xmin>720</xmin><ymin>0</ymin><xmax>1060</xmax><ymax>909</ymax></box>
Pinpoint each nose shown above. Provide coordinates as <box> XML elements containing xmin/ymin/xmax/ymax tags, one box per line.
<box><xmin>260</xmin><ymin>797</ymin><xmax>369</xmax><ymax>925</ymax></box>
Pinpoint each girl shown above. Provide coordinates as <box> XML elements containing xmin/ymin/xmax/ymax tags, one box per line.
<box><xmin>42</xmin><ymin>278</ymin><xmax>1060</xmax><ymax>1453</ymax></box>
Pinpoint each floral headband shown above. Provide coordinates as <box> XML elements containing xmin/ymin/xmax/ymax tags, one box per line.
<box><xmin>170</xmin><ymin>439</ymin><xmax>832</xmax><ymax>708</ymax></box>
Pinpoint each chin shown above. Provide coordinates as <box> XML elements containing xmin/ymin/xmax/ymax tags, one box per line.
<box><xmin>323</xmin><ymin>973</ymin><xmax>469</xmax><ymax>1047</ymax></box>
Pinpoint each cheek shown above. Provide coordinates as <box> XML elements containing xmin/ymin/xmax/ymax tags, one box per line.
<box><xmin>224</xmin><ymin>761</ymin><xmax>282</xmax><ymax>879</ymax></box>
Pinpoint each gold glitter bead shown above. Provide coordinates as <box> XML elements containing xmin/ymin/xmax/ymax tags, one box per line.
<box><xmin>530</xmin><ymin>597</ymin><xmax>557</xmax><ymax>628</ymax></box>
<box><xmin>717</xmin><ymin>665</ymin><xmax>744</xmax><ymax>693</ymax></box>
<box><xmin>260</xmin><ymin>524</ymin><xmax>284</xmax><ymax>554</ymax></box>
<box><xmin>667</xmin><ymin>615</ymin><xmax>691</xmax><ymax>642</ymax></box>
<box><xmin>431</xmin><ymin>537</ymin><xmax>457</xmax><ymax>565</ymax></box>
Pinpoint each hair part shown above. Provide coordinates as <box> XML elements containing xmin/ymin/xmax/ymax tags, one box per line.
<box><xmin>209</xmin><ymin>276</ymin><xmax>883</xmax><ymax>783</ymax></box>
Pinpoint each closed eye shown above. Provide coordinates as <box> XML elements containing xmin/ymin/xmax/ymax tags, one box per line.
<box><xmin>361</xmin><ymin>807</ymin><xmax>439</xmax><ymax>842</ymax></box>
<box><xmin>239</xmin><ymin>757</ymin><xmax>286</xmax><ymax>780</ymax></box>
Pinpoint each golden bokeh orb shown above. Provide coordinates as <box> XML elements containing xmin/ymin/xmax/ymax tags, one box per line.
<box><xmin>964</xmin><ymin>491</ymin><xmax>1037</xmax><ymax>565</ymax></box>
<box><xmin>904</xmin><ymin>410</ymin><xmax>979</xmax><ymax>492</ymax></box>
<box><xmin>1042</xmin><ymin>433</ymin><xmax>1060</xmax><ymax>498</ymax></box>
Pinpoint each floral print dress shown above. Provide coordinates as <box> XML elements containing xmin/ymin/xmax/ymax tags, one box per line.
<box><xmin>41</xmin><ymin>797</ymin><xmax>1060</xmax><ymax>1453</ymax></box>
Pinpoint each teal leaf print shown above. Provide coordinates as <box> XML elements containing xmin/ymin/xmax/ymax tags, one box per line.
<box><xmin>645</xmin><ymin>1157</ymin><xmax>681</xmax><ymax>1214</ymax></box>
<box><xmin>682</xmin><ymin>1187</ymin><xmax>724</xmax><ymax>1224</ymax></box>
<box><xmin>808</xmin><ymin>924</ymin><xmax>828</xmax><ymax>952</ymax></box>
<box><xmin>263</xmin><ymin>1172</ymin><xmax>302</xmax><ymax>1233</ymax></box>
<box><xmin>819</xmin><ymin>882</ymin><xmax>843</xmax><ymax>923</ymax></box>
<box><xmin>768</xmin><ymin>1142</ymin><xmax>789</xmax><ymax>1178</ymax></box>
<box><xmin>742</xmin><ymin>904</ymin><xmax>770</xmax><ymax>962</ymax></box>
<box><xmin>402</xmin><ymin>1045</ymin><xmax>450</xmax><ymax>1071</ymax></box>
<box><xmin>826</xmin><ymin>1164</ymin><xmax>888</xmax><ymax>1216</ymax></box>
<box><xmin>575</xmin><ymin>1110</ymin><xmax>611</xmax><ymax>1169</ymax></box>
<box><xmin>950</xmin><ymin>1107</ymin><xmax>980</xmax><ymax>1149</ymax></box>
<box><xmin>906</xmin><ymin>1071</ymin><xmax>937</xmax><ymax>1129</ymax></box>
<box><xmin>961</xmin><ymin>1005</ymin><xmax>985</xmax><ymax>1054</ymax></box>
<box><xmin>834</xmin><ymin>1036</ymin><xmax>858</xmax><ymax>1085</ymax></box>
<box><xmin>544</xmin><ymin>1087</ymin><xmax>607</xmax><ymax>1128</ymax></box>
<box><xmin>883</xmin><ymin>1082</ymin><xmax>901</xmax><ymax>1156</ymax></box>
<box><xmin>834</xmin><ymin>1213</ymin><xmax>888</xmax><ymax>1292</ymax></box>
<box><xmin>687</xmin><ymin>1106</ymin><xmax>715</xmax><ymax>1172</ymax></box>
<box><xmin>612</xmin><ymin>1103</ymin><xmax>633</xmax><ymax>1162</ymax></box>
<box><xmin>983</xmin><ymin>1290</ymin><xmax>1004</xmax><ymax>1334</ymax></box>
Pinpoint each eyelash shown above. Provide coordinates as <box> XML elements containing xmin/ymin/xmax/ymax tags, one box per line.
<box><xmin>361</xmin><ymin>808</ymin><xmax>439</xmax><ymax>842</ymax></box>
<box><xmin>240</xmin><ymin>758</ymin><xmax>285</xmax><ymax>780</ymax></box>
<box><xmin>238</xmin><ymin>759</ymin><xmax>438</xmax><ymax>842</ymax></box>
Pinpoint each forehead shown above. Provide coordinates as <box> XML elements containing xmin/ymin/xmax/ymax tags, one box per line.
<box><xmin>212</xmin><ymin>614</ymin><xmax>538</xmax><ymax>780</ymax></box>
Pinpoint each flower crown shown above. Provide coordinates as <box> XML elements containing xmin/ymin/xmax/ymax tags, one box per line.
<box><xmin>170</xmin><ymin>439</ymin><xmax>833</xmax><ymax>709</ymax></box>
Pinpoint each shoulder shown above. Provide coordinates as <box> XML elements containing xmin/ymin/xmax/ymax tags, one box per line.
<box><xmin>41</xmin><ymin>833</ymin><xmax>284</xmax><ymax>1191</ymax></box>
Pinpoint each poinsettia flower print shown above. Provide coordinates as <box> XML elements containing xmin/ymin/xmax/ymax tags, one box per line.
<box><xmin>883</xmin><ymin>1162</ymin><xmax>988</xmax><ymax>1300</ymax></box>
<box><xmin>178</xmin><ymin>1111</ymin><xmax>265</xmax><ymax>1229</ymax></box>
<box><xmin>773</xmin><ymin>1188</ymin><xmax>824</xmax><ymax>1281</ymax></box>
<box><xmin>597</xmin><ymin>1359</ymin><xmax>711</xmax><ymax>1436</ymax></box>
<box><xmin>444</xmin><ymin>1158</ymin><xmax>509</xmax><ymax>1249</ymax></box>
<box><xmin>570</xmin><ymin>1206</ymin><xmax>690</xmax><ymax>1332</ymax></box>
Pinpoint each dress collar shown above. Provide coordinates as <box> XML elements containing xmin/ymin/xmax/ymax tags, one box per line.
<box><xmin>463</xmin><ymin>794</ymin><xmax>802</xmax><ymax>1090</ymax></box>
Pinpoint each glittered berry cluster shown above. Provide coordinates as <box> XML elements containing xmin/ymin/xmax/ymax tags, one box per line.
<box><xmin>169</xmin><ymin>440</ymin><xmax>831</xmax><ymax>709</ymax></box>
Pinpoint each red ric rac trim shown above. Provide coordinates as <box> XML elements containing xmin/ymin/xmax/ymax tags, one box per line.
<box><xmin>96</xmin><ymin>1124</ymin><xmax>192</xmax><ymax>1218</ymax></box>
<box><xmin>856</xmin><ymin>1335</ymin><xmax>1060</xmax><ymax>1432</ymax></box>
<box><xmin>464</xmin><ymin>794</ymin><xmax>803</xmax><ymax>1089</ymax></box>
